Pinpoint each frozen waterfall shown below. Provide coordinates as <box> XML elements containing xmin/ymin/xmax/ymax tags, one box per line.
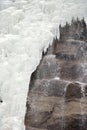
<box><xmin>0</xmin><ymin>0</ymin><xmax>87</xmax><ymax>130</ymax></box>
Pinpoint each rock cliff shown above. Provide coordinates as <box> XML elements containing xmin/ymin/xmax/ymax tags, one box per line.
<box><xmin>25</xmin><ymin>18</ymin><xmax>87</xmax><ymax>130</ymax></box>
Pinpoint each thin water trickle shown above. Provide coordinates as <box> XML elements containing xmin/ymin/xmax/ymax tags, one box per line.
<box><xmin>60</xmin><ymin>83</ymin><xmax>68</xmax><ymax>130</ymax></box>
<box><xmin>80</xmin><ymin>84</ymin><xmax>86</xmax><ymax>130</ymax></box>
<box><xmin>60</xmin><ymin>98</ymin><xmax>65</xmax><ymax>130</ymax></box>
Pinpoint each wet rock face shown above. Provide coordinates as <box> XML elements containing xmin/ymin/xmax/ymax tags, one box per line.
<box><xmin>30</xmin><ymin>79</ymin><xmax>69</xmax><ymax>97</ymax></box>
<box><xmin>25</xmin><ymin>19</ymin><xmax>87</xmax><ymax>130</ymax></box>
<box><xmin>84</xmin><ymin>85</ymin><xmax>87</xmax><ymax>96</ymax></box>
<box><xmin>65</xmin><ymin>83</ymin><xmax>83</xmax><ymax>100</ymax></box>
<box><xmin>47</xmin><ymin>115</ymin><xmax>87</xmax><ymax>130</ymax></box>
<box><xmin>36</xmin><ymin>55</ymin><xmax>59</xmax><ymax>79</ymax></box>
<box><xmin>59</xmin><ymin>18</ymin><xmax>87</xmax><ymax>41</ymax></box>
<box><xmin>55</xmin><ymin>39</ymin><xmax>87</xmax><ymax>61</ymax></box>
<box><xmin>60</xmin><ymin>63</ymin><xmax>83</xmax><ymax>80</ymax></box>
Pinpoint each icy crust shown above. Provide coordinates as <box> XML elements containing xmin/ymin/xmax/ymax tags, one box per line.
<box><xmin>0</xmin><ymin>0</ymin><xmax>87</xmax><ymax>130</ymax></box>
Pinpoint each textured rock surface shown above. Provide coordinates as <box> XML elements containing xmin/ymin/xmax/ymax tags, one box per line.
<box><xmin>25</xmin><ymin>19</ymin><xmax>87</xmax><ymax>130</ymax></box>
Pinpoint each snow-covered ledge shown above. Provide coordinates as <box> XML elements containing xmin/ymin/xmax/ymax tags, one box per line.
<box><xmin>0</xmin><ymin>0</ymin><xmax>87</xmax><ymax>130</ymax></box>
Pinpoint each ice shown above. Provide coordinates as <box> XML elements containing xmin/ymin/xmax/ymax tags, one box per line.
<box><xmin>54</xmin><ymin>77</ymin><xmax>60</xmax><ymax>80</ymax></box>
<box><xmin>0</xmin><ymin>0</ymin><xmax>87</xmax><ymax>130</ymax></box>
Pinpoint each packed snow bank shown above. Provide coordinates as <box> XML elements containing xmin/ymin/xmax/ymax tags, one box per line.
<box><xmin>0</xmin><ymin>0</ymin><xmax>87</xmax><ymax>130</ymax></box>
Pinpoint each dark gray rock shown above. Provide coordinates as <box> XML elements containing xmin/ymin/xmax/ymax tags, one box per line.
<box><xmin>65</xmin><ymin>83</ymin><xmax>82</xmax><ymax>100</ymax></box>
<box><xmin>60</xmin><ymin>63</ymin><xmax>83</xmax><ymax>80</ymax></box>
<box><xmin>59</xmin><ymin>18</ymin><xmax>87</xmax><ymax>41</ymax></box>
<box><xmin>30</xmin><ymin>79</ymin><xmax>68</xmax><ymax>97</ymax></box>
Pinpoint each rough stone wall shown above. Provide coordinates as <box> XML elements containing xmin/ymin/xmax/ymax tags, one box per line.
<box><xmin>25</xmin><ymin>19</ymin><xmax>87</xmax><ymax>130</ymax></box>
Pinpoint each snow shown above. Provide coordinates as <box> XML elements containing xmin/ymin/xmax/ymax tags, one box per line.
<box><xmin>0</xmin><ymin>0</ymin><xmax>13</xmax><ymax>10</ymax></box>
<box><xmin>0</xmin><ymin>0</ymin><xmax>87</xmax><ymax>130</ymax></box>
